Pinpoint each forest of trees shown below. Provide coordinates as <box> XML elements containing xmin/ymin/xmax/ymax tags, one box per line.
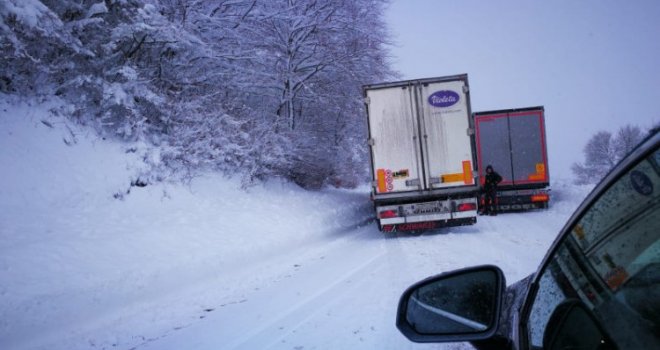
<box><xmin>0</xmin><ymin>0</ymin><xmax>395</xmax><ymax>188</ymax></box>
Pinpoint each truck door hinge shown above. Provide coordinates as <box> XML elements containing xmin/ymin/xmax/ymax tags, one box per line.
<box><xmin>368</xmin><ymin>138</ymin><xmax>375</xmax><ymax>146</ymax></box>
<box><xmin>463</xmin><ymin>85</ymin><xmax>469</xmax><ymax>93</ymax></box>
<box><xmin>364</xmin><ymin>96</ymin><xmax>371</xmax><ymax>104</ymax></box>
<box><xmin>429</xmin><ymin>177</ymin><xmax>441</xmax><ymax>184</ymax></box>
<box><xmin>467</xmin><ymin>128</ymin><xmax>475</xmax><ymax>136</ymax></box>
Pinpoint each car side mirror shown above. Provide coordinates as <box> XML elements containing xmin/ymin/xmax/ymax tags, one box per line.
<box><xmin>396</xmin><ymin>265</ymin><xmax>505</xmax><ymax>343</ymax></box>
<box><xmin>543</xmin><ymin>300</ymin><xmax>617</xmax><ymax>350</ymax></box>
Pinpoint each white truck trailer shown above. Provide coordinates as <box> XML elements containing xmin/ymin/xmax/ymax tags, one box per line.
<box><xmin>363</xmin><ymin>74</ymin><xmax>479</xmax><ymax>232</ymax></box>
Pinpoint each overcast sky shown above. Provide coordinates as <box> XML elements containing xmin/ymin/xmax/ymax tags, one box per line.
<box><xmin>385</xmin><ymin>0</ymin><xmax>660</xmax><ymax>178</ymax></box>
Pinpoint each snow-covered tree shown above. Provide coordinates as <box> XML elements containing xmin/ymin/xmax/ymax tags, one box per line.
<box><xmin>572</xmin><ymin>125</ymin><xmax>646</xmax><ymax>184</ymax></box>
<box><xmin>1</xmin><ymin>0</ymin><xmax>395</xmax><ymax>188</ymax></box>
<box><xmin>236</xmin><ymin>0</ymin><xmax>394</xmax><ymax>187</ymax></box>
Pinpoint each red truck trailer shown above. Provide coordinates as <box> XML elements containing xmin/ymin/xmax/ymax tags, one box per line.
<box><xmin>473</xmin><ymin>106</ymin><xmax>550</xmax><ymax>211</ymax></box>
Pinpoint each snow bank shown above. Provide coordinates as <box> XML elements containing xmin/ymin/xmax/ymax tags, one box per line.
<box><xmin>0</xmin><ymin>96</ymin><xmax>372</xmax><ymax>350</ymax></box>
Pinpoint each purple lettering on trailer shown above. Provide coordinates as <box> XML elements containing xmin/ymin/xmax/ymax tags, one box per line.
<box><xmin>428</xmin><ymin>90</ymin><xmax>460</xmax><ymax>108</ymax></box>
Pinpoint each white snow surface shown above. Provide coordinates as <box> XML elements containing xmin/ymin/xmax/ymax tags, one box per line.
<box><xmin>0</xmin><ymin>97</ymin><xmax>592</xmax><ymax>350</ymax></box>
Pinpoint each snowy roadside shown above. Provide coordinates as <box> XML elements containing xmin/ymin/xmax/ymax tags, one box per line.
<box><xmin>0</xmin><ymin>98</ymin><xmax>372</xmax><ymax>349</ymax></box>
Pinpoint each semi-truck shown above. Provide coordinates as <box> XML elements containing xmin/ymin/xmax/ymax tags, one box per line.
<box><xmin>473</xmin><ymin>106</ymin><xmax>550</xmax><ymax>212</ymax></box>
<box><xmin>363</xmin><ymin>74</ymin><xmax>479</xmax><ymax>232</ymax></box>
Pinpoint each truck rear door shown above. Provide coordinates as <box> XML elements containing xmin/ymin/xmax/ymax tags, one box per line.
<box><xmin>418</xmin><ymin>79</ymin><xmax>475</xmax><ymax>189</ymax></box>
<box><xmin>509</xmin><ymin>110</ymin><xmax>548</xmax><ymax>185</ymax></box>
<box><xmin>475</xmin><ymin>113</ymin><xmax>514</xmax><ymax>186</ymax></box>
<box><xmin>366</xmin><ymin>85</ymin><xmax>424</xmax><ymax>194</ymax></box>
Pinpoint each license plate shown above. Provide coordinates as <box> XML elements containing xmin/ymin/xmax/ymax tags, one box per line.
<box><xmin>406</xmin><ymin>202</ymin><xmax>444</xmax><ymax>215</ymax></box>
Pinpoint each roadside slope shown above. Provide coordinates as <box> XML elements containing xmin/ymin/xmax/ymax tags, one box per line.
<box><xmin>0</xmin><ymin>98</ymin><xmax>373</xmax><ymax>350</ymax></box>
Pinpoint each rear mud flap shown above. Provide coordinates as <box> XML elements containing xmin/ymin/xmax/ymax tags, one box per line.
<box><xmin>380</xmin><ymin>217</ymin><xmax>476</xmax><ymax>233</ymax></box>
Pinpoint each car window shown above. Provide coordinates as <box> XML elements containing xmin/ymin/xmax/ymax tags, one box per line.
<box><xmin>526</xmin><ymin>148</ymin><xmax>660</xmax><ymax>349</ymax></box>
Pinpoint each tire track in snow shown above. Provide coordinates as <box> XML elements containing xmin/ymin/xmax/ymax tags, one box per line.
<box><xmin>137</xmin><ymin>226</ymin><xmax>389</xmax><ymax>350</ymax></box>
<box><xmin>230</xmin><ymin>243</ymin><xmax>387</xmax><ymax>349</ymax></box>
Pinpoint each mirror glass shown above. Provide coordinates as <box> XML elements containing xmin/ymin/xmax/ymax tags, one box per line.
<box><xmin>527</xmin><ymin>148</ymin><xmax>660</xmax><ymax>349</ymax></box>
<box><xmin>405</xmin><ymin>269</ymin><xmax>498</xmax><ymax>335</ymax></box>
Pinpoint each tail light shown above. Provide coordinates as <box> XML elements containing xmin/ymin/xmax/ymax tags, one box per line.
<box><xmin>457</xmin><ymin>203</ymin><xmax>477</xmax><ymax>212</ymax></box>
<box><xmin>531</xmin><ymin>194</ymin><xmax>549</xmax><ymax>202</ymax></box>
<box><xmin>379</xmin><ymin>209</ymin><xmax>398</xmax><ymax>219</ymax></box>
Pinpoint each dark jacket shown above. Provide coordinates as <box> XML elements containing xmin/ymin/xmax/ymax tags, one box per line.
<box><xmin>484</xmin><ymin>166</ymin><xmax>502</xmax><ymax>192</ymax></box>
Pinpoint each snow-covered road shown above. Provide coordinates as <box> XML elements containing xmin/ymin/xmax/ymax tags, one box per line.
<box><xmin>133</xmin><ymin>208</ymin><xmax>573</xmax><ymax>350</ymax></box>
<box><xmin>0</xmin><ymin>99</ymin><xmax>590</xmax><ymax>350</ymax></box>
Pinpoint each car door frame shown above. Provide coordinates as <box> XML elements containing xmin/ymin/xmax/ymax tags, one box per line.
<box><xmin>515</xmin><ymin>129</ymin><xmax>660</xmax><ymax>350</ymax></box>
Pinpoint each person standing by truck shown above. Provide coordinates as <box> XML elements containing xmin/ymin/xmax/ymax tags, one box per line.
<box><xmin>482</xmin><ymin>165</ymin><xmax>502</xmax><ymax>215</ymax></box>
